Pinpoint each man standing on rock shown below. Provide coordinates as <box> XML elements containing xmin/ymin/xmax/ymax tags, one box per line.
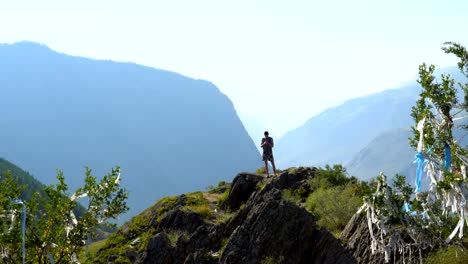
<box><xmin>261</xmin><ymin>131</ymin><xmax>277</xmax><ymax>177</ymax></box>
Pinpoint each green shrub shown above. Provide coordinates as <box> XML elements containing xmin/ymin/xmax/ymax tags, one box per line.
<box><xmin>308</xmin><ymin>164</ymin><xmax>355</xmax><ymax>190</ymax></box>
<box><xmin>306</xmin><ymin>185</ymin><xmax>361</xmax><ymax>234</ymax></box>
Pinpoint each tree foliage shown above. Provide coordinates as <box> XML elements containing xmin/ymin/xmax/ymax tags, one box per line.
<box><xmin>359</xmin><ymin>42</ymin><xmax>468</xmax><ymax>263</ymax></box>
<box><xmin>0</xmin><ymin>167</ymin><xmax>128</xmax><ymax>264</ymax></box>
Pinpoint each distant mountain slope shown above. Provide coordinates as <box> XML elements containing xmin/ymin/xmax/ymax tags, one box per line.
<box><xmin>0</xmin><ymin>157</ymin><xmax>45</xmax><ymax>200</ymax></box>
<box><xmin>347</xmin><ymin>122</ymin><xmax>468</xmax><ymax>186</ymax></box>
<box><xmin>276</xmin><ymin>67</ymin><xmax>466</xmax><ymax>169</ymax></box>
<box><xmin>276</xmin><ymin>84</ymin><xmax>420</xmax><ymax>168</ymax></box>
<box><xmin>346</xmin><ymin>129</ymin><xmax>416</xmax><ymax>182</ymax></box>
<box><xmin>0</xmin><ymin>41</ymin><xmax>261</xmax><ymax>220</ymax></box>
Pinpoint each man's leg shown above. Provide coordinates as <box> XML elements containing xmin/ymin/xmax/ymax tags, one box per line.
<box><xmin>271</xmin><ymin>159</ymin><xmax>277</xmax><ymax>176</ymax></box>
<box><xmin>264</xmin><ymin>160</ymin><xmax>270</xmax><ymax>176</ymax></box>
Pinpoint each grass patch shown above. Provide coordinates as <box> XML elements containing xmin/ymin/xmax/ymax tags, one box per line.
<box><xmin>87</xmin><ymin>238</ymin><xmax>108</xmax><ymax>255</ymax></box>
<box><xmin>93</xmin><ymin>195</ymin><xmax>181</xmax><ymax>262</ymax></box>
<box><xmin>217</xmin><ymin>186</ymin><xmax>231</xmax><ymax>207</ymax></box>
<box><xmin>219</xmin><ymin>238</ymin><xmax>229</xmax><ymax>254</ymax></box>
<box><xmin>257</xmin><ymin>181</ymin><xmax>267</xmax><ymax>190</ymax></box>
<box><xmin>215</xmin><ymin>211</ymin><xmax>235</xmax><ymax>224</ymax></box>
<box><xmin>164</xmin><ymin>229</ymin><xmax>189</xmax><ymax>247</ymax></box>
<box><xmin>79</xmin><ymin>239</ymin><xmax>109</xmax><ymax>263</ymax></box>
<box><xmin>256</xmin><ymin>167</ymin><xmax>281</xmax><ymax>175</ymax></box>
<box><xmin>155</xmin><ymin>195</ymin><xmax>179</xmax><ymax>222</ymax></box>
<box><xmin>185</xmin><ymin>191</ymin><xmax>213</xmax><ymax>219</ymax></box>
<box><xmin>189</xmin><ymin>204</ymin><xmax>213</xmax><ymax>219</ymax></box>
<box><xmin>424</xmin><ymin>245</ymin><xmax>468</xmax><ymax>264</ymax></box>
<box><xmin>260</xmin><ymin>256</ymin><xmax>285</xmax><ymax>264</ymax></box>
<box><xmin>281</xmin><ymin>189</ymin><xmax>302</xmax><ymax>203</ymax></box>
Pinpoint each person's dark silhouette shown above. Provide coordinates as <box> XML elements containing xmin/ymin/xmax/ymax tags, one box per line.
<box><xmin>261</xmin><ymin>131</ymin><xmax>277</xmax><ymax>177</ymax></box>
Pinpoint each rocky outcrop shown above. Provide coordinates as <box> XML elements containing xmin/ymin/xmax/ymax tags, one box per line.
<box><xmin>158</xmin><ymin>209</ymin><xmax>206</xmax><ymax>234</ymax></box>
<box><xmin>340</xmin><ymin>211</ymin><xmax>427</xmax><ymax>264</ymax></box>
<box><xmin>221</xmin><ymin>173</ymin><xmax>263</xmax><ymax>210</ymax></box>
<box><xmin>137</xmin><ymin>233</ymin><xmax>175</xmax><ymax>264</ymax></box>
<box><xmin>220</xmin><ymin>185</ymin><xmax>355</xmax><ymax>264</ymax></box>
<box><xmin>97</xmin><ymin>168</ymin><xmax>356</xmax><ymax>263</ymax></box>
<box><xmin>271</xmin><ymin>167</ymin><xmax>316</xmax><ymax>191</ymax></box>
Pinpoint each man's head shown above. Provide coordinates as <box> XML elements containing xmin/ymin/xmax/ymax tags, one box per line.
<box><xmin>264</xmin><ymin>131</ymin><xmax>269</xmax><ymax>137</ymax></box>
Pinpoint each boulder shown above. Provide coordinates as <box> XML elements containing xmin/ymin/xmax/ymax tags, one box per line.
<box><xmin>271</xmin><ymin>167</ymin><xmax>315</xmax><ymax>191</ymax></box>
<box><xmin>221</xmin><ymin>173</ymin><xmax>263</xmax><ymax>210</ymax></box>
<box><xmin>136</xmin><ymin>233</ymin><xmax>174</xmax><ymax>264</ymax></box>
<box><xmin>158</xmin><ymin>209</ymin><xmax>206</xmax><ymax>234</ymax></box>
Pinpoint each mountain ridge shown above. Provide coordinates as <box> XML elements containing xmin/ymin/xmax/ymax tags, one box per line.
<box><xmin>0</xmin><ymin>41</ymin><xmax>261</xmax><ymax>221</ymax></box>
<box><xmin>276</xmin><ymin>84</ymin><xmax>420</xmax><ymax>168</ymax></box>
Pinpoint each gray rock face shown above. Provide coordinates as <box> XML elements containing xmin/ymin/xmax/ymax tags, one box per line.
<box><xmin>341</xmin><ymin>213</ymin><xmax>380</xmax><ymax>263</ymax></box>
<box><xmin>271</xmin><ymin>167</ymin><xmax>316</xmax><ymax>191</ymax></box>
<box><xmin>221</xmin><ymin>173</ymin><xmax>264</xmax><ymax>211</ymax></box>
<box><xmin>158</xmin><ymin>209</ymin><xmax>206</xmax><ymax>234</ymax></box>
<box><xmin>340</xmin><ymin>212</ymin><xmax>426</xmax><ymax>264</ymax></box>
<box><xmin>220</xmin><ymin>185</ymin><xmax>356</xmax><ymax>264</ymax></box>
<box><xmin>136</xmin><ymin>233</ymin><xmax>174</xmax><ymax>264</ymax></box>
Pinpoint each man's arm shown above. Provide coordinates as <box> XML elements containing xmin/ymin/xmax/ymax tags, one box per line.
<box><xmin>263</xmin><ymin>138</ymin><xmax>273</xmax><ymax>147</ymax></box>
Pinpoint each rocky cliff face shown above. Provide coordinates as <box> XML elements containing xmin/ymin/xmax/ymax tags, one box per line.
<box><xmin>94</xmin><ymin>168</ymin><xmax>356</xmax><ymax>263</ymax></box>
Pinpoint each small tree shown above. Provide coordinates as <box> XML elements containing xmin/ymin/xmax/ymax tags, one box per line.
<box><xmin>356</xmin><ymin>42</ymin><xmax>468</xmax><ymax>263</ymax></box>
<box><xmin>0</xmin><ymin>171</ymin><xmax>24</xmax><ymax>263</ymax></box>
<box><xmin>0</xmin><ymin>167</ymin><xmax>128</xmax><ymax>263</ymax></box>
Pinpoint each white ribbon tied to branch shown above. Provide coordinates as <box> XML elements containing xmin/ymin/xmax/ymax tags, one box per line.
<box><xmin>10</xmin><ymin>199</ymin><xmax>26</xmax><ymax>264</ymax></box>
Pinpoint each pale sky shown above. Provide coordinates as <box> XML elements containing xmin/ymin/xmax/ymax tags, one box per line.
<box><xmin>1</xmin><ymin>0</ymin><xmax>467</xmax><ymax>137</ymax></box>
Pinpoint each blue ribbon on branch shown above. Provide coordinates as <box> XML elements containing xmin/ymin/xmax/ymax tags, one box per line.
<box><xmin>413</xmin><ymin>152</ymin><xmax>427</xmax><ymax>193</ymax></box>
<box><xmin>444</xmin><ymin>142</ymin><xmax>451</xmax><ymax>170</ymax></box>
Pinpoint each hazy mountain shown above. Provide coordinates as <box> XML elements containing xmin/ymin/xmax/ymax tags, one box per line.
<box><xmin>346</xmin><ymin>129</ymin><xmax>416</xmax><ymax>182</ymax></box>
<box><xmin>0</xmin><ymin>41</ymin><xmax>261</xmax><ymax>220</ymax></box>
<box><xmin>276</xmin><ymin>84</ymin><xmax>420</xmax><ymax>168</ymax></box>
<box><xmin>276</xmin><ymin>67</ymin><xmax>467</xmax><ymax>171</ymax></box>
<box><xmin>347</xmin><ymin>121</ymin><xmax>468</xmax><ymax>186</ymax></box>
<box><xmin>0</xmin><ymin>157</ymin><xmax>45</xmax><ymax>200</ymax></box>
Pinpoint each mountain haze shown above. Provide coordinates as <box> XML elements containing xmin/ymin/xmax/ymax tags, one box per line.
<box><xmin>0</xmin><ymin>41</ymin><xmax>261</xmax><ymax>220</ymax></box>
<box><xmin>346</xmin><ymin>129</ymin><xmax>416</xmax><ymax>181</ymax></box>
<box><xmin>276</xmin><ymin>66</ymin><xmax>466</xmax><ymax>184</ymax></box>
<box><xmin>276</xmin><ymin>84</ymin><xmax>420</xmax><ymax>168</ymax></box>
